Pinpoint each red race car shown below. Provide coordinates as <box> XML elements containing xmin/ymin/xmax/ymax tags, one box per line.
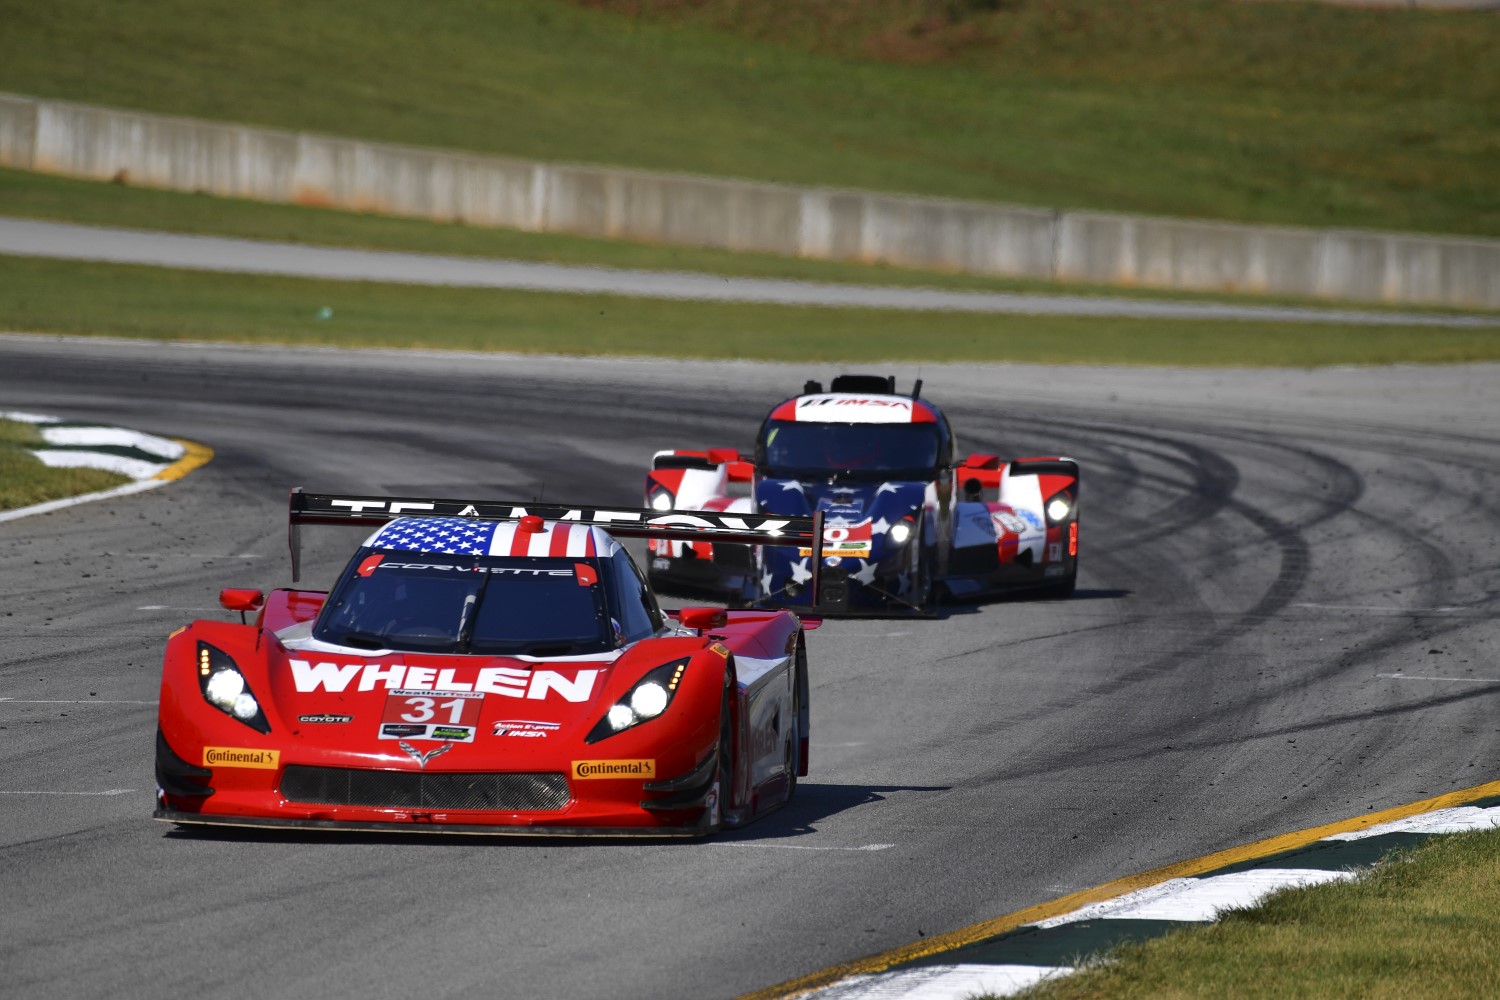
<box><xmin>154</xmin><ymin>490</ymin><xmax>823</xmax><ymax>837</ymax></box>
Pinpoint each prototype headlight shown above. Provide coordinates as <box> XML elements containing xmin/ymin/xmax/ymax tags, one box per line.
<box><xmin>196</xmin><ymin>641</ymin><xmax>271</xmax><ymax>733</ymax></box>
<box><xmin>587</xmin><ymin>658</ymin><xmax>690</xmax><ymax>744</ymax></box>
<box><xmin>1045</xmin><ymin>489</ymin><xmax>1076</xmax><ymax>525</ymax></box>
<box><xmin>887</xmin><ymin>521</ymin><xmax>913</xmax><ymax>545</ymax></box>
<box><xmin>650</xmin><ymin>492</ymin><xmax>673</xmax><ymax>511</ymax></box>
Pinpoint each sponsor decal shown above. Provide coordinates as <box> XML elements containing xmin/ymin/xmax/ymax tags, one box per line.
<box><xmin>800</xmin><ymin>521</ymin><xmax>872</xmax><ymax>558</ymax></box>
<box><xmin>572</xmin><ymin>759</ymin><xmax>657</xmax><ymax>780</ymax></box>
<box><xmin>652</xmin><ymin>557</ymin><xmax>671</xmax><ymax>570</ymax></box>
<box><xmin>298</xmin><ymin>713</ymin><xmax>353</xmax><ymax>724</ymax></box>
<box><xmin>493</xmin><ymin>719</ymin><xmax>560</xmax><ymax>738</ymax></box>
<box><xmin>203</xmin><ymin>747</ymin><xmax>280</xmax><ymax>769</ymax></box>
<box><xmin>1048</xmin><ymin>542</ymin><xmax>1062</xmax><ymax>562</ymax></box>
<box><xmin>373</xmin><ymin>563</ymin><xmax>573</xmax><ymax>577</ymax></box>
<box><xmin>318</xmin><ymin>497</ymin><xmax>791</xmax><ymax>535</ymax></box>
<box><xmin>398</xmin><ymin>741</ymin><xmax>453</xmax><ymax>768</ymax></box>
<box><xmin>798</xmin><ymin>397</ymin><xmax>910</xmax><ymax>411</ymax></box>
<box><xmin>1018</xmin><ymin>508</ymin><xmax>1046</xmax><ymax>532</ymax></box>
<box><xmin>1045</xmin><ymin>565</ymin><xmax>1067</xmax><ymax>578</ymax></box>
<box><xmin>290</xmin><ymin>660</ymin><xmax>601</xmax><ymax>702</ymax></box>
<box><xmin>575</xmin><ymin>562</ymin><xmax>598</xmax><ymax>587</ymax></box>
<box><xmin>381</xmin><ymin>723</ymin><xmax>427</xmax><ymax>739</ymax></box>
<box><xmin>991</xmin><ymin>511</ymin><xmax>1028</xmax><ymax>536</ymax></box>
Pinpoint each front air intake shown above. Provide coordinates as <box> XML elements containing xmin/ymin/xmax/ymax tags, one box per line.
<box><xmin>280</xmin><ymin>766</ymin><xmax>571</xmax><ymax>812</ymax></box>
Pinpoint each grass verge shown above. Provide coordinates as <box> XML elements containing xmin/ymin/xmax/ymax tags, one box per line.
<box><xmin>10</xmin><ymin>168</ymin><xmax>1485</xmax><ymax>317</ymax></box>
<box><xmin>2</xmin><ymin>255</ymin><xmax>1499</xmax><ymax>367</ymax></box>
<box><xmin>1</xmin><ymin>0</ymin><xmax>1495</xmax><ymax>237</ymax></box>
<box><xmin>0</xmin><ymin>418</ymin><xmax>130</xmax><ymax>510</ymax></box>
<box><xmin>1010</xmin><ymin>829</ymin><xmax>1500</xmax><ymax>1000</ymax></box>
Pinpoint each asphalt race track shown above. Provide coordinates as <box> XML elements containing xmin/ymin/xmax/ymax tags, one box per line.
<box><xmin>2</xmin><ymin>334</ymin><xmax>1497</xmax><ymax>999</ymax></box>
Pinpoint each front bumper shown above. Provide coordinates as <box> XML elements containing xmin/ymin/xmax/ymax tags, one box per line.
<box><xmin>154</xmin><ymin>732</ymin><xmax>719</xmax><ymax>837</ymax></box>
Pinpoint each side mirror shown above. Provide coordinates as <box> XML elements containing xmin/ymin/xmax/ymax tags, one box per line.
<box><xmin>219</xmin><ymin>588</ymin><xmax>265</xmax><ymax>612</ymax></box>
<box><xmin>725</xmin><ymin>460</ymin><xmax>755</xmax><ymax>483</ymax></box>
<box><xmin>959</xmin><ymin>453</ymin><xmax>1001</xmax><ymax>470</ymax></box>
<box><xmin>677</xmin><ymin>607</ymin><xmax>729</xmax><ymax>631</ymax></box>
<box><xmin>220</xmin><ymin>588</ymin><xmax>265</xmax><ymax>625</ymax></box>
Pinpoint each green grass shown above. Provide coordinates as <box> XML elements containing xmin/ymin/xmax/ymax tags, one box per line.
<box><xmin>0</xmin><ymin>418</ymin><xmax>130</xmax><ymax>510</ymax></box>
<box><xmin>3</xmin><ymin>254</ymin><xmax>1498</xmax><ymax>368</ymax></box>
<box><xmin>10</xmin><ymin>168</ymin><xmax>1489</xmax><ymax>318</ymax></box>
<box><xmin>1012</xmin><ymin>829</ymin><xmax>1500</xmax><ymax>1000</ymax></box>
<box><xmin>1</xmin><ymin>0</ymin><xmax>1495</xmax><ymax>237</ymax></box>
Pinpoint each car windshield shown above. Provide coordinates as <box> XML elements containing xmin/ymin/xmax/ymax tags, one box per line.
<box><xmin>761</xmin><ymin>420</ymin><xmax>942</xmax><ymax>481</ymax></box>
<box><xmin>313</xmin><ymin>551</ymin><xmax>611</xmax><ymax>656</ymax></box>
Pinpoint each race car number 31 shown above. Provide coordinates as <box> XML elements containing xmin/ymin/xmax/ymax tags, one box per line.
<box><xmin>379</xmin><ymin>688</ymin><xmax>483</xmax><ymax>742</ymax></box>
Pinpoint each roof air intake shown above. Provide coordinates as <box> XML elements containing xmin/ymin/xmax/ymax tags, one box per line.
<box><xmin>828</xmin><ymin>374</ymin><xmax>896</xmax><ymax>393</ymax></box>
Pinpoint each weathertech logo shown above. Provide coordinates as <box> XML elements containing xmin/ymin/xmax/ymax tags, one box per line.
<box><xmin>572</xmin><ymin>759</ymin><xmax>656</xmax><ymax>780</ymax></box>
<box><xmin>203</xmin><ymin>747</ymin><xmax>280</xmax><ymax>769</ymax></box>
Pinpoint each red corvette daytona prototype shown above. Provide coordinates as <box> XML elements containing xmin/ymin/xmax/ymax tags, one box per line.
<box><xmin>154</xmin><ymin>490</ymin><xmax>822</xmax><ymax>837</ymax></box>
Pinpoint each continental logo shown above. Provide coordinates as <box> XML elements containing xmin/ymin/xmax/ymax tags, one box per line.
<box><xmin>571</xmin><ymin>759</ymin><xmax>656</xmax><ymax>780</ymax></box>
<box><xmin>203</xmin><ymin>747</ymin><xmax>280</xmax><ymax>769</ymax></box>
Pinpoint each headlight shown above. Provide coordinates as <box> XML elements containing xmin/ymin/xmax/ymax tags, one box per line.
<box><xmin>630</xmin><ymin>682</ymin><xmax>669</xmax><ymax>718</ymax></box>
<box><xmin>888</xmin><ymin>521</ymin><xmax>913</xmax><ymax>545</ymax></box>
<box><xmin>650</xmin><ymin>492</ymin><xmax>673</xmax><ymax>511</ymax></box>
<box><xmin>196</xmin><ymin>642</ymin><xmax>271</xmax><ymax>733</ymax></box>
<box><xmin>1046</xmin><ymin>497</ymin><xmax>1071</xmax><ymax>521</ymax></box>
<box><xmin>587</xmin><ymin>658</ymin><xmax>690</xmax><ymax>744</ymax></box>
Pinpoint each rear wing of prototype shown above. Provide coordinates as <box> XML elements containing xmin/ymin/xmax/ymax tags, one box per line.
<box><xmin>287</xmin><ymin>488</ymin><xmax>825</xmax><ymax>588</ymax></box>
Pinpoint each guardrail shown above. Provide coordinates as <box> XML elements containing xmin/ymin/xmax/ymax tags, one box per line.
<box><xmin>1</xmin><ymin>92</ymin><xmax>1495</xmax><ymax>309</ymax></box>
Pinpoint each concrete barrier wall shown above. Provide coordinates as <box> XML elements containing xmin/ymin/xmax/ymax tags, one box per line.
<box><xmin>2</xmin><ymin>92</ymin><xmax>1496</xmax><ymax>309</ymax></box>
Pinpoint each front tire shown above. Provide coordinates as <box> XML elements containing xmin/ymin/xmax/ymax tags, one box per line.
<box><xmin>711</xmin><ymin>671</ymin><xmax>733</xmax><ymax>832</ymax></box>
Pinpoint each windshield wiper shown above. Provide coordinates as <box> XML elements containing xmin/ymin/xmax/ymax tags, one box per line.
<box><xmin>457</xmin><ymin>565</ymin><xmax>493</xmax><ymax>654</ymax></box>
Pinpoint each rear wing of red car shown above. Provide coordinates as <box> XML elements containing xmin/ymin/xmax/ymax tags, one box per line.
<box><xmin>287</xmin><ymin>487</ymin><xmax>825</xmax><ymax>586</ymax></box>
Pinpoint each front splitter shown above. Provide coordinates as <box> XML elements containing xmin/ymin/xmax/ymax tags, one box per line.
<box><xmin>155</xmin><ymin>808</ymin><xmax>709</xmax><ymax>839</ymax></box>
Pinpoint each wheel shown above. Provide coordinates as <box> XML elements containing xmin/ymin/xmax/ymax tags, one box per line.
<box><xmin>712</xmin><ymin>671</ymin><xmax>733</xmax><ymax>831</ymax></box>
<box><xmin>786</xmin><ymin>638</ymin><xmax>810</xmax><ymax>799</ymax></box>
<box><xmin>906</xmin><ymin>518</ymin><xmax>933</xmax><ymax>609</ymax></box>
<box><xmin>784</xmin><ymin>659</ymin><xmax>800</xmax><ymax>800</ymax></box>
<box><xmin>1040</xmin><ymin>572</ymin><xmax>1076</xmax><ymax>599</ymax></box>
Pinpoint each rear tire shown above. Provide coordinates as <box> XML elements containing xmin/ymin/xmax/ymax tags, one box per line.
<box><xmin>1040</xmin><ymin>564</ymin><xmax>1077</xmax><ymax>599</ymax></box>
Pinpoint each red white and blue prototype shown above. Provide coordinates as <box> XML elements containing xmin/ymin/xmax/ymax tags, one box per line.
<box><xmin>644</xmin><ymin>374</ymin><xmax>1081</xmax><ymax>614</ymax></box>
<box><xmin>154</xmin><ymin>490</ymin><xmax>821</xmax><ymax>837</ymax></box>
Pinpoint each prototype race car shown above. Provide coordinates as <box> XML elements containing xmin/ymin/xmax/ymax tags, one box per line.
<box><xmin>154</xmin><ymin>490</ymin><xmax>823</xmax><ymax>837</ymax></box>
<box><xmin>644</xmin><ymin>374</ymin><xmax>1080</xmax><ymax>614</ymax></box>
